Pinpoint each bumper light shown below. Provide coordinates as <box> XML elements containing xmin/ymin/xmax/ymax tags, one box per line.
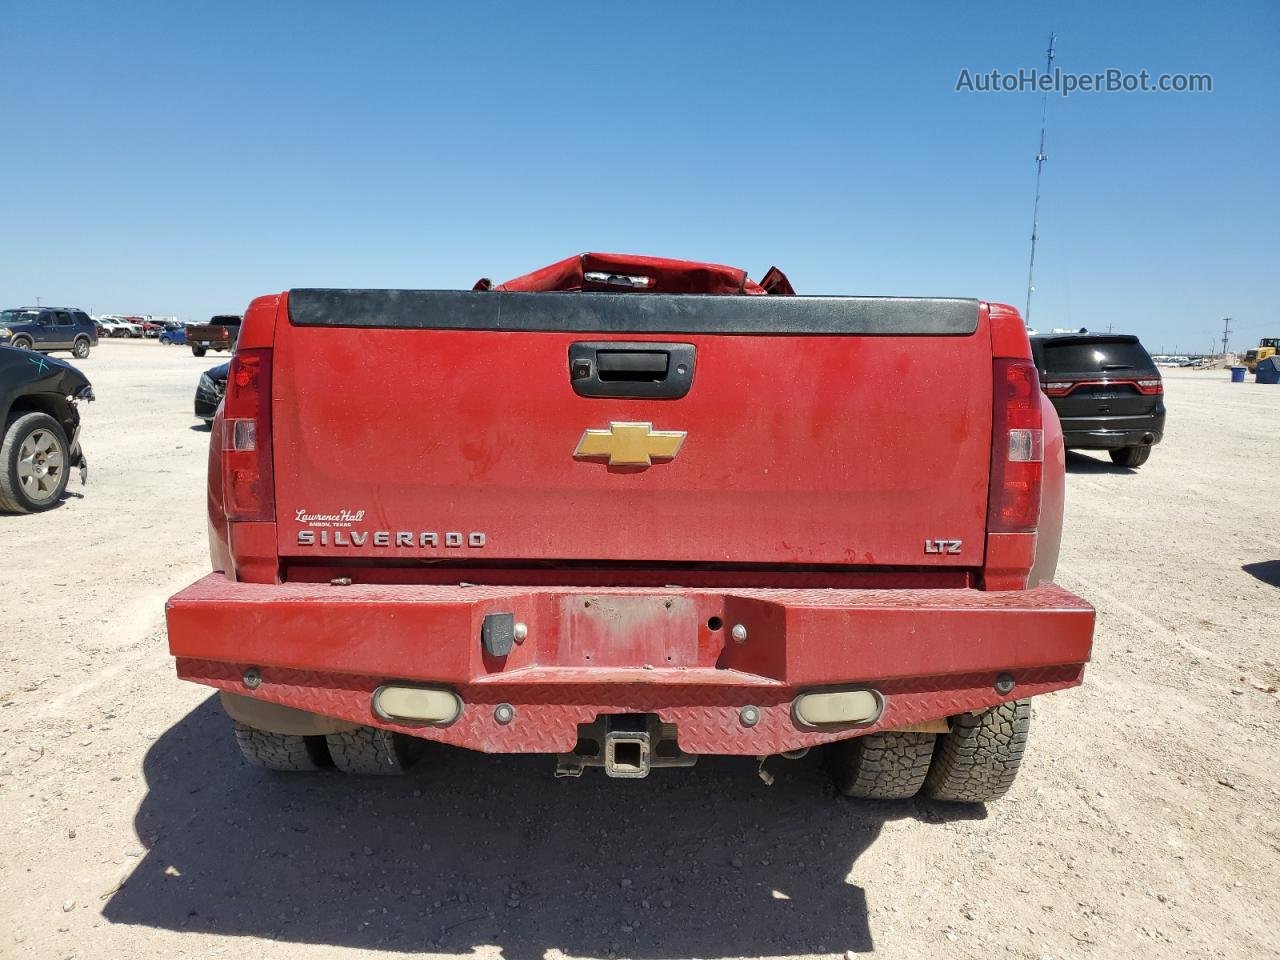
<box><xmin>793</xmin><ymin>689</ymin><xmax>883</xmax><ymax>727</ymax></box>
<box><xmin>372</xmin><ymin>685</ymin><xmax>462</xmax><ymax>725</ymax></box>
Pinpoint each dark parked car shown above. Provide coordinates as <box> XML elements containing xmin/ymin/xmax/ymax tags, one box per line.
<box><xmin>0</xmin><ymin>307</ymin><xmax>98</xmax><ymax>359</ymax></box>
<box><xmin>1031</xmin><ymin>333</ymin><xmax>1165</xmax><ymax>468</ymax></box>
<box><xmin>0</xmin><ymin>346</ymin><xmax>92</xmax><ymax>512</ymax></box>
<box><xmin>195</xmin><ymin>361</ymin><xmax>229</xmax><ymax>423</ymax></box>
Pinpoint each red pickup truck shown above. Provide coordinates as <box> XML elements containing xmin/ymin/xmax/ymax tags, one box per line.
<box><xmin>166</xmin><ymin>253</ymin><xmax>1094</xmax><ymax>802</ymax></box>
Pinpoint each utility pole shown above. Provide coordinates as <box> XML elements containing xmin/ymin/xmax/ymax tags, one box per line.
<box><xmin>1106</xmin><ymin>323</ymin><xmax>1114</xmax><ymax>334</ymax></box>
<box><xmin>1220</xmin><ymin>317</ymin><xmax>1232</xmax><ymax>356</ymax></box>
<box><xmin>36</xmin><ymin>297</ymin><xmax>41</xmax><ymax>307</ymax></box>
<box><xmin>1024</xmin><ymin>32</ymin><xmax>1056</xmax><ymax>327</ymax></box>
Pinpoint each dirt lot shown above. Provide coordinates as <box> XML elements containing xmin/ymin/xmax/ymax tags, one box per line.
<box><xmin>1</xmin><ymin>340</ymin><xmax>1277</xmax><ymax>960</ymax></box>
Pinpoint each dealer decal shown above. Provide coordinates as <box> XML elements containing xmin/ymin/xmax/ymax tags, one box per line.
<box><xmin>295</xmin><ymin>508</ymin><xmax>366</xmax><ymax>528</ymax></box>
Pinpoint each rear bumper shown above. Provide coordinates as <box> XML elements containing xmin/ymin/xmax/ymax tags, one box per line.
<box><xmin>1061</xmin><ymin>412</ymin><xmax>1165</xmax><ymax>449</ymax></box>
<box><xmin>167</xmin><ymin>574</ymin><xmax>1095</xmax><ymax>755</ymax></box>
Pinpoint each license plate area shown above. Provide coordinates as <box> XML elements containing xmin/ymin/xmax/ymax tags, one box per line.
<box><xmin>561</xmin><ymin>595</ymin><xmax>699</xmax><ymax>667</ymax></box>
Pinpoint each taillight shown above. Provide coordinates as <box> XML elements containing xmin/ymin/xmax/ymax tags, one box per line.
<box><xmin>221</xmin><ymin>348</ymin><xmax>275</xmax><ymax>521</ymax></box>
<box><xmin>1042</xmin><ymin>378</ymin><xmax>1162</xmax><ymax>397</ymax></box>
<box><xmin>988</xmin><ymin>359</ymin><xmax>1043</xmax><ymax>533</ymax></box>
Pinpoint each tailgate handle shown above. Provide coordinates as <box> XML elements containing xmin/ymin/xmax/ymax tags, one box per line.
<box><xmin>568</xmin><ymin>342</ymin><xmax>696</xmax><ymax>399</ymax></box>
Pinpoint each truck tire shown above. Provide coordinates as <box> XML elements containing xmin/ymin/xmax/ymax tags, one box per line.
<box><xmin>0</xmin><ymin>413</ymin><xmax>71</xmax><ymax>514</ymax></box>
<box><xmin>326</xmin><ymin>726</ymin><xmax>423</xmax><ymax>775</ymax></box>
<box><xmin>924</xmin><ymin>700</ymin><xmax>1031</xmax><ymax>803</ymax></box>
<box><xmin>191</xmin><ymin>345</ymin><xmax>207</xmax><ymax>357</ymax></box>
<box><xmin>826</xmin><ymin>731</ymin><xmax>936</xmax><ymax>799</ymax></box>
<box><xmin>72</xmin><ymin>336</ymin><xmax>91</xmax><ymax>359</ymax></box>
<box><xmin>232</xmin><ymin>720</ymin><xmax>331</xmax><ymax>771</ymax></box>
<box><xmin>1109</xmin><ymin>446</ymin><xmax>1151</xmax><ymax>468</ymax></box>
<box><xmin>10</xmin><ymin>336</ymin><xmax>33</xmax><ymax>350</ymax></box>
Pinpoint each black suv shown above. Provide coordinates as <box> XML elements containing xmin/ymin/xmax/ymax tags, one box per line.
<box><xmin>1031</xmin><ymin>333</ymin><xmax>1165</xmax><ymax>468</ymax></box>
<box><xmin>0</xmin><ymin>307</ymin><xmax>98</xmax><ymax>359</ymax></box>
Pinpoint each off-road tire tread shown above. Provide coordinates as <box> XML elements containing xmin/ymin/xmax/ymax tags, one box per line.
<box><xmin>1109</xmin><ymin>446</ymin><xmax>1151</xmax><ymax>468</ymax></box>
<box><xmin>326</xmin><ymin>725</ymin><xmax>421</xmax><ymax>775</ymax></box>
<box><xmin>925</xmin><ymin>699</ymin><xmax>1031</xmax><ymax>803</ymax></box>
<box><xmin>0</xmin><ymin>413</ymin><xmax>68</xmax><ymax>514</ymax></box>
<box><xmin>233</xmin><ymin>720</ymin><xmax>331</xmax><ymax>771</ymax></box>
<box><xmin>827</xmin><ymin>731</ymin><xmax>936</xmax><ymax>799</ymax></box>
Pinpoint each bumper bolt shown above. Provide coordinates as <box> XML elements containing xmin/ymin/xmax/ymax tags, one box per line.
<box><xmin>731</xmin><ymin>624</ymin><xmax>748</xmax><ymax>644</ymax></box>
<box><xmin>739</xmin><ymin>705</ymin><xmax>761</xmax><ymax>727</ymax></box>
<box><xmin>242</xmin><ymin>667</ymin><xmax>262</xmax><ymax>690</ymax></box>
<box><xmin>513</xmin><ymin>622</ymin><xmax>528</xmax><ymax>643</ymax></box>
<box><xmin>994</xmin><ymin>673</ymin><xmax>1016</xmax><ymax>695</ymax></box>
<box><xmin>494</xmin><ymin>703</ymin><xmax>515</xmax><ymax>725</ymax></box>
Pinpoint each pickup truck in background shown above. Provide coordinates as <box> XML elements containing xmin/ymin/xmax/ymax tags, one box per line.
<box><xmin>166</xmin><ymin>252</ymin><xmax>1095</xmax><ymax>803</ymax></box>
<box><xmin>187</xmin><ymin>314</ymin><xmax>241</xmax><ymax>357</ymax></box>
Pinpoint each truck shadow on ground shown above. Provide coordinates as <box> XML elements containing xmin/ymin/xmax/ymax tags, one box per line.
<box><xmin>104</xmin><ymin>696</ymin><xmax>984</xmax><ymax>958</ymax></box>
<box><xmin>1242</xmin><ymin>561</ymin><xmax>1280</xmax><ymax>587</ymax></box>
<box><xmin>1064</xmin><ymin>451</ymin><xmax>1135</xmax><ymax>475</ymax></box>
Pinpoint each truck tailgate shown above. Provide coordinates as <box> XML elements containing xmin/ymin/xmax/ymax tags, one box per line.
<box><xmin>272</xmin><ymin>291</ymin><xmax>992</xmax><ymax>570</ymax></box>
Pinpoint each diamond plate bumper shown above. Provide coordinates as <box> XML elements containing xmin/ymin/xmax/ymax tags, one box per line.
<box><xmin>167</xmin><ymin>574</ymin><xmax>1094</xmax><ymax>755</ymax></box>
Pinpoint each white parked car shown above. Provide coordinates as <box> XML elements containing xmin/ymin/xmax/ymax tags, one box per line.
<box><xmin>95</xmin><ymin>317</ymin><xmax>142</xmax><ymax>338</ymax></box>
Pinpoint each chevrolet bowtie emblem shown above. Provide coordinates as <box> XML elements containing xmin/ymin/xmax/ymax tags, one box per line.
<box><xmin>573</xmin><ymin>421</ymin><xmax>687</xmax><ymax>467</ymax></box>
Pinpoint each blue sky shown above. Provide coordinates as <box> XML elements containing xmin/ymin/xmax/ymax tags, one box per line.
<box><xmin>2</xmin><ymin>1</ymin><xmax>1276</xmax><ymax>353</ymax></box>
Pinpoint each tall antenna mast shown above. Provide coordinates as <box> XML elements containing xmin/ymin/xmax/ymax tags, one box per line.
<box><xmin>1025</xmin><ymin>33</ymin><xmax>1056</xmax><ymax>326</ymax></box>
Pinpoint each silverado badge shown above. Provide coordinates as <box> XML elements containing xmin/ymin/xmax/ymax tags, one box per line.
<box><xmin>573</xmin><ymin>421</ymin><xmax>687</xmax><ymax>467</ymax></box>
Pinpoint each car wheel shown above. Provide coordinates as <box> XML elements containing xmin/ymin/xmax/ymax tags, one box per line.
<box><xmin>326</xmin><ymin>726</ymin><xmax>424</xmax><ymax>775</ymax></box>
<box><xmin>72</xmin><ymin>336</ymin><xmax>90</xmax><ymax>359</ymax></box>
<box><xmin>1109</xmin><ymin>446</ymin><xmax>1151</xmax><ymax>468</ymax></box>
<box><xmin>10</xmin><ymin>336</ymin><xmax>33</xmax><ymax>351</ymax></box>
<box><xmin>232</xmin><ymin>720</ymin><xmax>331</xmax><ymax>771</ymax></box>
<box><xmin>923</xmin><ymin>700</ymin><xmax>1031</xmax><ymax>803</ymax></box>
<box><xmin>0</xmin><ymin>413</ymin><xmax>72</xmax><ymax>514</ymax></box>
<box><xmin>826</xmin><ymin>730</ymin><xmax>937</xmax><ymax>799</ymax></box>
<box><xmin>191</xmin><ymin>346</ymin><xmax>207</xmax><ymax>357</ymax></box>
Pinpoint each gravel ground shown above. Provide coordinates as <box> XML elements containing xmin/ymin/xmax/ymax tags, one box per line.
<box><xmin>1</xmin><ymin>340</ymin><xmax>1277</xmax><ymax>960</ymax></box>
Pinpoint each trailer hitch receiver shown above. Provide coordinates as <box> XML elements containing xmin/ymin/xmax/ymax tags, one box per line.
<box><xmin>554</xmin><ymin>714</ymin><xmax>696</xmax><ymax>779</ymax></box>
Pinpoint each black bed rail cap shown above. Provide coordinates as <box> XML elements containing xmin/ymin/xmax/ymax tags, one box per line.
<box><xmin>287</xmin><ymin>288</ymin><xmax>980</xmax><ymax>336</ymax></box>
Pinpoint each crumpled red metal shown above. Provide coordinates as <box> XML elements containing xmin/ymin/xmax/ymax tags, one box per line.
<box><xmin>474</xmin><ymin>252</ymin><xmax>794</xmax><ymax>296</ymax></box>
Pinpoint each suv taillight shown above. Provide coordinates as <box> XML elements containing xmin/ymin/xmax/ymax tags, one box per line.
<box><xmin>1135</xmin><ymin>378</ymin><xmax>1163</xmax><ymax>395</ymax></box>
<box><xmin>221</xmin><ymin>348</ymin><xmax>275</xmax><ymax>521</ymax></box>
<box><xmin>988</xmin><ymin>358</ymin><xmax>1043</xmax><ymax>533</ymax></box>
